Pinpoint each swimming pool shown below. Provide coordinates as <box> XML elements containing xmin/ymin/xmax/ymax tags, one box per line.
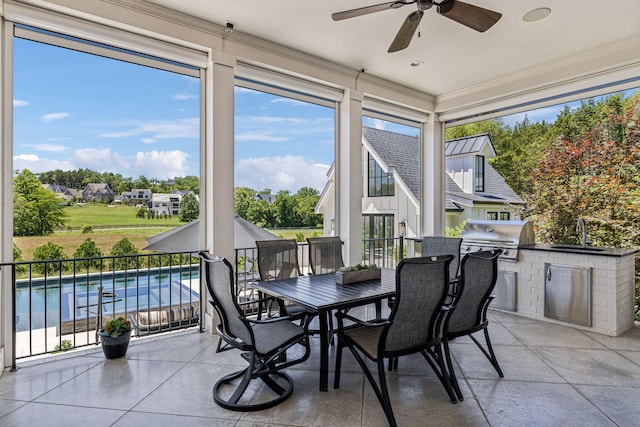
<box><xmin>15</xmin><ymin>265</ymin><xmax>200</xmax><ymax>333</ymax></box>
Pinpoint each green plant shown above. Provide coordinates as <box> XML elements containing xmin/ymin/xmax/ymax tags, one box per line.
<box><xmin>338</xmin><ymin>264</ymin><xmax>379</xmax><ymax>272</ymax></box>
<box><xmin>82</xmin><ymin>224</ymin><xmax>94</xmax><ymax>233</ymax></box>
<box><xmin>101</xmin><ymin>316</ymin><xmax>131</xmax><ymax>338</ymax></box>
<box><xmin>54</xmin><ymin>339</ymin><xmax>73</xmax><ymax>352</ymax></box>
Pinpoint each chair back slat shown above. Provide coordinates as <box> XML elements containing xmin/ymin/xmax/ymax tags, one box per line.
<box><xmin>200</xmin><ymin>252</ymin><xmax>252</xmax><ymax>344</ymax></box>
<box><xmin>256</xmin><ymin>239</ymin><xmax>301</xmax><ymax>280</ymax></box>
<box><xmin>420</xmin><ymin>236</ymin><xmax>462</xmax><ymax>279</ymax></box>
<box><xmin>383</xmin><ymin>255</ymin><xmax>453</xmax><ymax>353</ymax></box>
<box><xmin>307</xmin><ymin>236</ymin><xmax>345</xmax><ymax>274</ymax></box>
<box><xmin>448</xmin><ymin>249</ymin><xmax>500</xmax><ymax>333</ymax></box>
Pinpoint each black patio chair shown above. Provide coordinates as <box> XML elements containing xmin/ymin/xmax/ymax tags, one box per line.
<box><xmin>307</xmin><ymin>236</ymin><xmax>345</xmax><ymax>342</ymax></box>
<box><xmin>443</xmin><ymin>249</ymin><xmax>504</xmax><ymax>402</ymax></box>
<box><xmin>307</xmin><ymin>236</ymin><xmax>345</xmax><ymax>274</ymax></box>
<box><xmin>334</xmin><ymin>255</ymin><xmax>458</xmax><ymax>427</ymax></box>
<box><xmin>420</xmin><ymin>236</ymin><xmax>463</xmax><ymax>284</ymax></box>
<box><xmin>255</xmin><ymin>239</ymin><xmax>311</xmax><ymax>319</ymax></box>
<box><xmin>199</xmin><ymin>252</ymin><xmax>310</xmax><ymax>411</ymax></box>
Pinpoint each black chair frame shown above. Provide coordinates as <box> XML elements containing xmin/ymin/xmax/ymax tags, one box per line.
<box><xmin>443</xmin><ymin>249</ymin><xmax>504</xmax><ymax>402</ymax></box>
<box><xmin>334</xmin><ymin>256</ymin><xmax>458</xmax><ymax>427</ymax></box>
<box><xmin>200</xmin><ymin>253</ymin><xmax>311</xmax><ymax>411</ymax></box>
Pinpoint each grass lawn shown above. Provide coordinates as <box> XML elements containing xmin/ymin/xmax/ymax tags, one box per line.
<box><xmin>14</xmin><ymin>228</ymin><xmax>174</xmax><ymax>261</ymax></box>
<box><xmin>62</xmin><ymin>203</ymin><xmax>181</xmax><ymax>228</ymax></box>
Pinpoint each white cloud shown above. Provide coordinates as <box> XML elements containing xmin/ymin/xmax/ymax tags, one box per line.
<box><xmin>270</xmin><ymin>98</ymin><xmax>307</xmax><ymax>106</ymax></box>
<box><xmin>31</xmin><ymin>143</ymin><xmax>68</xmax><ymax>152</ymax></box>
<box><xmin>72</xmin><ymin>147</ymin><xmax>129</xmax><ymax>173</ymax></box>
<box><xmin>40</xmin><ymin>112</ymin><xmax>70</xmax><ymax>123</ymax></box>
<box><xmin>46</xmin><ymin>137</ymin><xmax>71</xmax><ymax>142</ymax></box>
<box><xmin>133</xmin><ymin>150</ymin><xmax>189</xmax><ymax>179</ymax></box>
<box><xmin>13</xmin><ymin>100</ymin><xmax>30</xmax><ymax>107</ymax></box>
<box><xmin>172</xmin><ymin>94</ymin><xmax>198</xmax><ymax>101</ymax></box>
<box><xmin>13</xmin><ymin>154</ymin><xmax>73</xmax><ymax>172</ymax></box>
<box><xmin>235</xmin><ymin>155</ymin><xmax>330</xmax><ymax>192</ymax></box>
<box><xmin>99</xmin><ymin>118</ymin><xmax>198</xmax><ymax>144</ymax></box>
<box><xmin>235</xmin><ymin>132</ymin><xmax>289</xmax><ymax>142</ymax></box>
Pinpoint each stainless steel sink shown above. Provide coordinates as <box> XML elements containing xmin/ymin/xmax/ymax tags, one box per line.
<box><xmin>550</xmin><ymin>244</ymin><xmax>605</xmax><ymax>252</ymax></box>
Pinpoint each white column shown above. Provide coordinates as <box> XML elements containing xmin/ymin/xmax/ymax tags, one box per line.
<box><xmin>204</xmin><ymin>50</ymin><xmax>236</xmax><ymax>262</ymax></box>
<box><xmin>0</xmin><ymin>19</ymin><xmax>14</xmax><ymax>369</ymax></box>
<box><xmin>421</xmin><ymin>115</ymin><xmax>445</xmax><ymax>236</ymax></box>
<box><xmin>337</xmin><ymin>89</ymin><xmax>363</xmax><ymax>265</ymax></box>
<box><xmin>201</xmin><ymin>51</ymin><xmax>235</xmax><ymax>334</ymax></box>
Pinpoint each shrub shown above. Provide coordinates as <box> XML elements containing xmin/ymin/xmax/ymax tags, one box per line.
<box><xmin>33</xmin><ymin>242</ymin><xmax>68</xmax><ymax>275</ymax></box>
<box><xmin>82</xmin><ymin>224</ymin><xmax>94</xmax><ymax>234</ymax></box>
<box><xmin>73</xmin><ymin>238</ymin><xmax>103</xmax><ymax>270</ymax></box>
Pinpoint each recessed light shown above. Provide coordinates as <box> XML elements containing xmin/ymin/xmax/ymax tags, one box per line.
<box><xmin>522</xmin><ymin>7</ymin><xmax>551</xmax><ymax>22</ymax></box>
<box><xmin>410</xmin><ymin>60</ymin><xmax>423</xmax><ymax>67</ymax></box>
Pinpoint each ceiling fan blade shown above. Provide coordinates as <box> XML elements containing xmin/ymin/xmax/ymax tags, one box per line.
<box><xmin>332</xmin><ymin>1</ymin><xmax>412</xmax><ymax>21</ymax></box>
<box><xmin>388</xmin><ymin>10</ymin><xmax>424</xmax><ymax>53</ymax></box>
<box><xmin>437</xmin><ymin>0</ymin><xmax>501</xmax><ymax>32</ymax></box>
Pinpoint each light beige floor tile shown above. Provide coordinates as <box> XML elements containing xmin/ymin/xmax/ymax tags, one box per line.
<box><xmin>0</xmin><ymin>402</ymin><xmax>125</xmax><ymax>427</ymax></box>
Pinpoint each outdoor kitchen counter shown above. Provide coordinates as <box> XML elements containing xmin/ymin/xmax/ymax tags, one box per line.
<box><xmin>495</xmin><ymin>245</ymin><xmax>637</xmax><ymax>336</ymax></box>
<box><xmin>519</xmin><ymin>244</ymin><xmax>638</xmax><ymax>257</ymax></box>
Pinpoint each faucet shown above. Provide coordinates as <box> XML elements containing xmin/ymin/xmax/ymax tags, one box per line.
<box><xmin>576</xmin><ymin>218</ymin><xmax>589</xmax><ymax>247</ymax></box>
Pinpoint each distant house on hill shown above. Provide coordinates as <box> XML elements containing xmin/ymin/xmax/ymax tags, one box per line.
<box><xmin>150</xmin><ymin>192</ymin><xmax>182</xmax><ymax>216</ymax></box>
<box><xmin>82</xmin><ymin>183</ymin><xmax>114</xmax><ymax>203</ymax></box>
<box><xmin>316</xmin><ymin>127</ymin><xmax>523</xmax><ymax>238</ymax></box>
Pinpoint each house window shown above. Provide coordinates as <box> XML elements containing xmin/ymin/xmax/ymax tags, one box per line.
<box><xmin>368</xmin><ymin>154</ymin><xmax>395</xmax><ymax>197</ymax></box>
<box><xmin>500</xmin><ymin>212</ymin><xmax>511</xmax><ymax>220</ymax></box>
<box><xmin>475</xmin><ymin>155</ymin><xmax>485</xmax><ymax>192</ymax></box>
<box><xmin>487</xmin><ymin>212</ymin><xmax>498</xmax><ymax>220</ymax></box>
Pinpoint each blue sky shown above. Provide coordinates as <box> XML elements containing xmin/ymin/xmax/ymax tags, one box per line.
<box><xmin>12</xmin><ymin>37</ymin><xmax>637</xmax><ymax>193</ymax></box>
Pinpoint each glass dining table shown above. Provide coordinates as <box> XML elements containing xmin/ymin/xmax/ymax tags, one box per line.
<box><xmin>253</xmin><ymin>268</ymin><xmax>396</xmax><ymax>391</ymax></box>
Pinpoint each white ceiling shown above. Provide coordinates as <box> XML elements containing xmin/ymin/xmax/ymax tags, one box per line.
<box><xmin>146</xmin><ymin>0</ymin><xmax>640</xmax><ymax>114</ymax></box>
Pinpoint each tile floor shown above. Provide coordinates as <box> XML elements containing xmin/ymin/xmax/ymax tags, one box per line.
<box><xmin>0</xmin><ymin>310</ymin><xmax>639</xmax><ymax>426</ymax></box>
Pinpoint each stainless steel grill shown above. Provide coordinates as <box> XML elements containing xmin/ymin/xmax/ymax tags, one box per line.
<box><xmin>461</xmin><ymin>220</ymin><xmax>535</xmax><ymax>262</ymax></box>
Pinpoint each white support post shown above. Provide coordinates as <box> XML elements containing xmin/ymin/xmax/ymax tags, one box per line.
<box><xmin>422</xmin><ymin>116</ymin><xmax>445</xmax><ymax>236</ymax></box>
<box><xmin>337</xmin><ymin>89</ymin><xmax>364</xmax><ymax>266</ymax></box>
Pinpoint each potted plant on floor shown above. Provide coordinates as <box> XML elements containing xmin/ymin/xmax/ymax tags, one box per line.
<box><xmin>98</xmin><ymin>316</ymin><xmax>132</xmax><ymax>359</ymax></box>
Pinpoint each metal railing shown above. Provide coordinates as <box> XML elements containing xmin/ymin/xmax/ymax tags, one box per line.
<box><xmin>5</xmin><ymin>237</ymin><xmax>404</xmax><ymax>366</ymax></box>
<box><xmin>4</xmin><ymin>251</ymin><xmax>201</xmax><ymax>368</ymax></box>
<box><xmin>233</xmin><ymin>237</ymin><xmax>403</xmax><ymax>316</ymax></box>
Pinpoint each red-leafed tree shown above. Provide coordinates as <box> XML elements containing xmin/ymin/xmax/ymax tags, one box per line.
<box><xmin>528</xmin><ymin>93</ymin><xmax>640</xmax><ymax>247</ymax></box>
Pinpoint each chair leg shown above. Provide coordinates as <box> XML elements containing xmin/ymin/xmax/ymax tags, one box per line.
<box><xmin>470</xmin><ymin>328</ymin><xmax>504</xmax><ymax>378</ymax></box>
<box><xmin>422</xmin><ymin>345</ymin><xmax>458</xmax><ymax>404</ymax></box>
<box><xmin>333</xmin><ymin>335</ymin><xmax>343</xmax><ymax>389</ymax></box>
<box><xmin>213</xmin><ymin>352</ymin><xmax>296</xmax><ymax>412</ymax></box>
<box><xmin>442</xmin><ymin>338</ymin><xmax>463</xmax><ymax>401</ymax></box>
<box><xmin>376</xmin><ymin>358</ymin><xmax>398</xmax><ymax>427</ymax></box>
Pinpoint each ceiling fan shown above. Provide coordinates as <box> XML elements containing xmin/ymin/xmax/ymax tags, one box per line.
<box><xmin>332</xmin><ymin>0</ymin><xmax>502</xmax><ymax>53</ymax></box>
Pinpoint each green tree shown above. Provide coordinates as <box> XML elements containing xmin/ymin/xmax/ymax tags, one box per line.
<box><xmin>33</xmin><ymin>242</ymin><xmax>68</xmax><ymax>275</ymax></box>
<box><xmin>179</xmin><ymin>193</ymin><xmax>200</xmax><ymax>222</ymax></box>
<box><xmin>110</xmin><ymin>237</ymin><xmax>139</xmax><ymax>271</ymax></box>
<box><xmin>234</xmin><ymin>187</ymin><xmax>257</xmax><ymax>219</ymax></box>
<box><xmin>174</xmin><ymin>175</ymin><xmax>200</xmax><ymax>194</ymax></box>
<box><xmin>73</xmin><ymin>238</ymin><xmax>103</xmax><ymax>269</ymax></box>
<box><xmin>528</xmin><ymin>93</ymin><xmax>640</xmax><ymax>247</ymax></box>
<box><xmin>272</xmin><ymin>190</ymin><xmax>295</xmax><ymax>227</ymax></box>
<box><xmin>293</xmin><ymin>187</ymin><xmax>322</xmax><ymax>227</ymax></box>
<box><xmin>13</xmin><ymin>169</ymin><xmax>67</xmax><ymax>236</ymax></box>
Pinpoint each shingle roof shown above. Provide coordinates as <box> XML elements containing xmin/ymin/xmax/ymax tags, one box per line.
<box><xmin>362</xmin><ymin>127</ymin><xmax>523</xmax><ymax>209</ymax></box>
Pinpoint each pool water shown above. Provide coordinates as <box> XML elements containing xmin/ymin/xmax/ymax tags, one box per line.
<box><xmin>15</xmin><ymin>266</ymin><xmax>200</xmax><ymax>332</ymax></box>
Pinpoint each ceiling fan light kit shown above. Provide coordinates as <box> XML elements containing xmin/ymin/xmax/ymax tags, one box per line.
<box><xmin>332</xmin><ymin>0</ymin><xmax>502</xmax><ymax>52</ymax></box>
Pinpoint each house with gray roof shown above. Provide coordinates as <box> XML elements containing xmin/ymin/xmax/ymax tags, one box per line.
<box><xmin>82</xmin><ymin>183</ymin><xmax>114</xmax><ymax>203</ymax></box>
<box><xmin>316</xmin><ymin>127</ymin><xmax>523</xmax><ymax>238</ymax></box>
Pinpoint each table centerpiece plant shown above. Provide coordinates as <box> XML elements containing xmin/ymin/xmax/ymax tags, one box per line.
<box><xmin>336</xmin><ymin>263</ymin><xmax>381</xmax><ymax>285</ymax></box>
